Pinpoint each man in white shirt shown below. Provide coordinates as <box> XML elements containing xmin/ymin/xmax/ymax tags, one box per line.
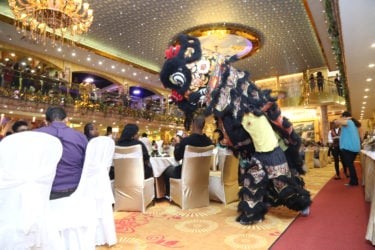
<box><xmin>328</xmin><ymin>120</ymin><xmax>347</xmax><ymax>179</ymax></box>
<box><xmin>139</xmin><ymin>132</ymin><xmax>152</xmax><ymax>154</ymax></box>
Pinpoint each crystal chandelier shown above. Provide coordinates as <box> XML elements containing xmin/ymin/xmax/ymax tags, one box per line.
<box><xmin>8</xmin><ymin>0</ymin><xmax>94</xmax><ymax>46</ymax></box>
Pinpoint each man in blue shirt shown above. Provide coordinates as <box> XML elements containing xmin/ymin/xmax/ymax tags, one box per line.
<box><xmin>36</xmin><ymin>106</ymin><xmax>88</xmax><ymax>199</ymax></box>
<box><xmin>334</xmin><ymin>111</ymin><xmax>361</xmax><ymax>186</ymax></box>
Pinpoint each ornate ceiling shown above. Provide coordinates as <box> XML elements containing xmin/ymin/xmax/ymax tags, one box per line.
<box><xmin>0</xmin><ymin>0</ymin><xmax>374</xmax><ymax>120</ymax></box>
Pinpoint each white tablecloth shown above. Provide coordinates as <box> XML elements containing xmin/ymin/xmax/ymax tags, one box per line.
<box><xmin>150</xmin><ymin>157</ymin><xmax>179</xmax><ymax>177</ymax></box>
<box><xmin>212</xmin><ymin>147</ymin><xmax>233</xmax><ymax>171</ymax></box>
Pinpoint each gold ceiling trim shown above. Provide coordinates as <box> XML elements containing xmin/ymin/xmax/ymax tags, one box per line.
<box><xmin>0</xmin><ymin>13</ymin><xmax>159</xmax><ymax>76</ymax></box>
<box><xmin>173</xmin><ymin>23</ymin><xmax>262</xmax><ymax>59</ymax></box>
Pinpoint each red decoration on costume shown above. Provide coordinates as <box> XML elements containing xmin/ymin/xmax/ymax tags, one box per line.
<box><xmin>165</xmin><ymin>45</ymin><xmax>181</xmax><ymax>59</ymax></box>
<box><xmin>171</xmin><ymin>90</ymin><xmax>183</xmax><ymax>101</ymax></box>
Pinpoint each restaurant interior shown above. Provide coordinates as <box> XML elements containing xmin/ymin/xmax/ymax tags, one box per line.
<box><xmin>1</xmin><ymin>1</ymin><xmax>375</xmax><ymax>249</ymax></box>
<box><xmin>0</xmin><ymin>0</ymin><xmax>374</xmax><ymax>145</ymax></box>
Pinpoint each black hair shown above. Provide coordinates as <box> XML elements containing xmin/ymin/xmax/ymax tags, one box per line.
<box><xmin>193</xmin><ymin>114</ymin><xmax>205</xmax><ymax>130</ymax></box>
<box><xmin>117</xmin><ymin>124</ymin><xmax>139</xmax><ymax>143</ymax></box>
<box><xmin>106</xmin><ymin>126</ymin><xmax>112</xmax><ymax>135</ymax></box>
<box><xmin>84</xmin><ymin>123</ymin><xmax>95</xmax><ymax>138</ymax></box>
<box><xmin>45</xmin><ymin>106</ymin><xmax>67</xmax><ymax>122</ymax></box>
<box><xmin>12</xmin><ymin>120</ymin><xmax>28</xmax><ymax>132</ymax></box>
<box><xmin>351</xmin><ymin>117</ymin><xmax>361</xmax><ymax>128</ymax></box>
<box><xmin>342</xmin><ymin>111</ymin><xmax>361</xmax><ymax>127</ymax></box>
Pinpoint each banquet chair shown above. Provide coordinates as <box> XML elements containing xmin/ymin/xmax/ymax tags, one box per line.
<box><xmin>304</xmin><ymin>148</ymin><xmax>314</xmax><ymax>170</ymax></box>
<box><xmin>49</xmin><ymin>136</ymin><xmax>117</xmax><ymax>249</ymax></box>
<box><xmin>209</xmin><ymin>148</ymin><xmax>239</xmax><ymax>205</ymax></box>
<box><xmin>0</xmin><ymin>131</ymin><xmax>63</xmax><ymax>250</ymax></box>
<box><xmin>89</xmin><ymin>137</ymin><xmax>117</xmax><ymax>246</ymax></box>
<box><xmin>170</xmin><ymin>145</ymin><xmax>215</xmax><ymax>210</ymax></box>
<box><xmin>113</xmin><ymin>144</ymin><xmax>155</xmax><ymax>213</ymax></box>
<box><xmin>319</xmin><ymin>147</ymin><xmax>329</xmax><ymax>167</ymax></box>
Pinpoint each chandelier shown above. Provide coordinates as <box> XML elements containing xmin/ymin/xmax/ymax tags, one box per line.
<box><xmin>8</xmin><ymin>0</ymin><xmax>94</xmax><ymax>46</ymax></box>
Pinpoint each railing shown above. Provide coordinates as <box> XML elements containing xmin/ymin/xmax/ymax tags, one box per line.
<box><xmin>0</xmin><ymin>69</ymin><xmax>184</xmax><ymax>126</ymax></box>
<box><xmin>278</xmin><ymin>78</ymin><xmax>345</xmax><ymax>107</ymax></box>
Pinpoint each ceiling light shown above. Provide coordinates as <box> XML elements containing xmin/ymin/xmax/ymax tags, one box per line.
<box><xmin>84</xmin><ymin>77</ymin><xmax>94</xmax><ymax>83</ymax></box>
<box><xmin>365</xmin><ymin>88</ymin><xmax>370</xmax><ymax>92</ymax></box>
<box><xmin>366</xmin><ymin>78</ymin><xmax>373</xmax><ymax>82</ymax></box>
<box><xmin>8</xmin><ymin>0</ymin><xmax>94</xmax><ymax>46</ymax></box>
<box><xmin>369</xmin><ymin>64</ymin><xmax>375</xmax><ymax>68</ymax></box>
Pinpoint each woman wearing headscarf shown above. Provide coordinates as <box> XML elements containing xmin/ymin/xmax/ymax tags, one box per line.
<box><xmin>117</xmin><ymin>123</ymin><xmax>154</xmax><ymax>179</ymax></box>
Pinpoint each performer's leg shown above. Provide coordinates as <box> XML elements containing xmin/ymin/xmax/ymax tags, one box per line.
<box><xmin>332</xmin><ymin>147</ymin><xmax>340</xmax><ymax>178</ymax></box>
<box><xmin>341</xmin><ymin>150</ymin><xmax>358</xmax><ymax>186</ymax></box>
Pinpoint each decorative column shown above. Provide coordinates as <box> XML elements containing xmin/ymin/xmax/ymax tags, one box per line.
<box><xmin>320</xmin><ymin>105</ymin><xmax>329</xmax><ymax>145</ymax></box>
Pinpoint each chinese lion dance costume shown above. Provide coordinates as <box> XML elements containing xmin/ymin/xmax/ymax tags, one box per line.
<box><xmin>160</xmin><ymin>34</ymin><xmax>311</xmax><ymax>225</ymax></box>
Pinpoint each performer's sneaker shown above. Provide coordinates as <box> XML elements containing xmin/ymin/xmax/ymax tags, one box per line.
<box><xmin>344</xmin><ymin>183</ymin><xmax>358</xmax><ymax>186</ymax></box>
<box><xmin>300</xmin><ymin>206</ymin><xmax>310</xmax><ymax>216</ymax></box>
<box><xmin>239</xmin><ymin>219</ymin><xmax>251</xmax><ymax>225</ymax></box>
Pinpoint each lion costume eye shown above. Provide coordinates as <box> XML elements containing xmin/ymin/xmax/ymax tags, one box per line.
<box><xmin>169</xmin><ymin>71</ymin><xmax>186</xmax><ymax>87</ymax></box>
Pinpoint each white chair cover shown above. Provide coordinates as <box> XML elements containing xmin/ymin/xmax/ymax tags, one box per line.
<box><xmin>49</xmin><ymin>136</ymin><xmax>116</xmax><ymax>249</ymax></box>
<box><xmin>0</xmin><ymin>131</ymin><xmax>63</xmax><ymax>250</ymax></box>
<box><xmin>170</xmin><ymin>145</ymin><xmax>215</xmax><ymax>210</ymax></box>
<box><xmin>113</xmin><ymin>145</ymin><xmax>155</xmax><ymax>213</ymax></box>
<box><xmin>91</xmin><ymin>137</ymin><xmax>117</xmax><ymax>246</ymax></box>
<box><xmin>209</xmin><ymin>149</ymin><xmax>239</xmax><ymax>205</ymax></box>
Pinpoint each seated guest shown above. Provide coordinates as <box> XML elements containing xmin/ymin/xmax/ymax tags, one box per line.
<box><xmin>163</xmin><ymin>115</ymin><xmax>213</xmax><ymax>197</ymax></box>
<box><xmin>11</xmin><ymin>120</ymin><xmax>29</xmax><ymax>133</ymax></box>
<box><xmin>139</xmin><ymin>132</ymin><xmax>152</xmax><ymax>154</ymax></box>
<box><xmin>106</xmin><ymin>126</ymin><xmax>113</xmax><ymax>137</ymax></box>
<box><xmin>117</xmin><ymin>123</ymin><xmax>153</xmax><ymax>179</ymax></box>
<box><xmin>35</xmin><ymin>106</ymin><xmax>88</xmax><ymax>199</ymax></box>
<box><xmin>84</xmin><ymin>122</ymin><xmax>99</xmax><ymax>141</ymax></box>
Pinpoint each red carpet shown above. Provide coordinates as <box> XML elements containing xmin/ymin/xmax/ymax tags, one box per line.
<box><xmin>270</xmin><ymin>163</ymin><xmax>373</xmax><ymax>250</ymax></box>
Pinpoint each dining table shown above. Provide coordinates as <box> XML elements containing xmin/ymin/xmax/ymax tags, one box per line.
<box><xmin>150</xmin><ymin>156</ymin><xmax>180</xmax><ymax>198</ymax></box>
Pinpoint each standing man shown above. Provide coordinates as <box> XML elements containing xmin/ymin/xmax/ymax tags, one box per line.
<box><xmin>36</xmin><ymin>106</ymin><xmax>88</xmax><ymax>199</ymax></box>
<box><xmin>139</xmin><ymin>132</ymin><xmax>152</xmax><ymax>154</ymax></box>
<box><xmin>328</xmin><ymin>120</ymin><xmax>347</xmax><ymax>179</ymax></box>
<box><xmin>334</xmin><ymin>73</ymin><xmax>343</xmax><ymax>96</ymax></box>
<box><xmin>334</xmin><ymin>111</ymin><xmax>361</xmax><ymax>186</ymax></box>
<box><xmin>316</xmin><ymin>71</ymin><xmax>324</xmax><ymax>92</ymax></box>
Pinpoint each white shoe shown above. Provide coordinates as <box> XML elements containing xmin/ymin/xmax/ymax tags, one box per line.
<box><xmin>301</xmin><ymin>206</ymin><xmax>310</xmax><ymax>216</ymax></box>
